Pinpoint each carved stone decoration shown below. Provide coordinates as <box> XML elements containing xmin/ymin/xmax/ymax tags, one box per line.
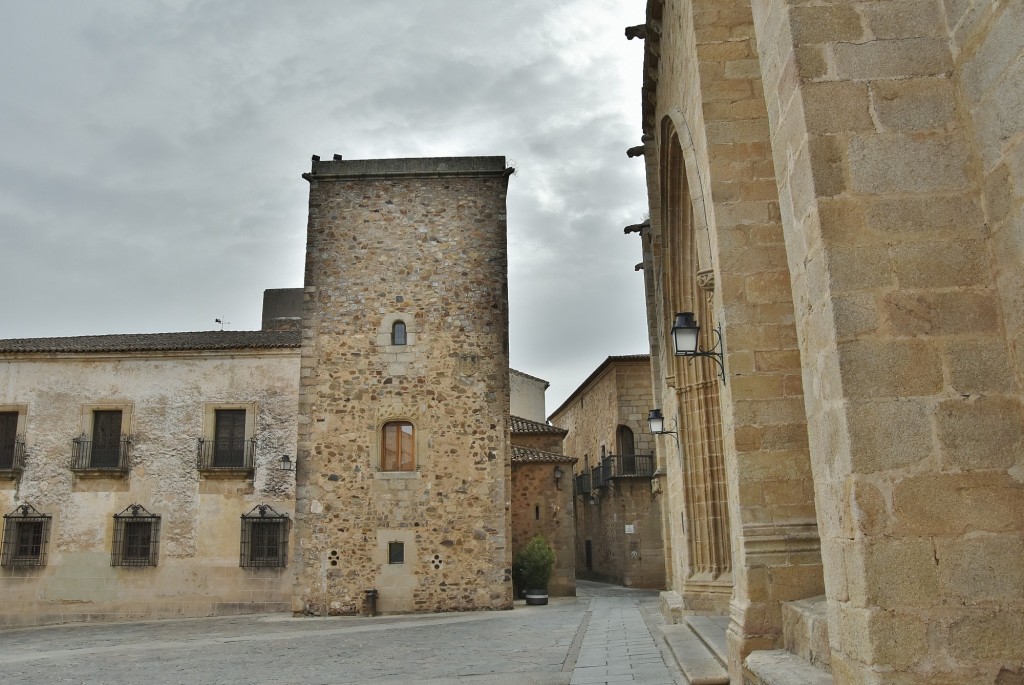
<box><xmin>696</xmin><ymin>269</ymin><xmax>715</xmax><ymax>293</ymax></box>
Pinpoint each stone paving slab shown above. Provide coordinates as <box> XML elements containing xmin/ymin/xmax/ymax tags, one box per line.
<box><xmin>0</xmin><ymin>581</ymin><xmax>683</xmax><ymax>685</ymax></box>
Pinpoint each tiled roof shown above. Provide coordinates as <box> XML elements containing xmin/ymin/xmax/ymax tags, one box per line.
<box><xmin>0</xmin><ymin>330</ymin><xmax>302</xmax><ymax>354</ymax></box>
<box><xmin>511</xmin><ymin>445</ymin><xmax>577</xmax><ymax>464</ymax></box>
<box><xmin>509</xmin><ymin>415</ymin><xmax>567</xmax><ymax>435</ymax></box>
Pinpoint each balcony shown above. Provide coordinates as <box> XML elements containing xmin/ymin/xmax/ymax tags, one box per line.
<box><xmin>0</xmin><ymin>437</ymin><xmax>25</xmax><ymax>475</ymax></box>
<box><xmin>591</xmin><ymin>464</ymin><xmax>607</xmax><ymax>489</ymax></box>
<box><xmin>603</xmin><ymin>453</ymin><xmax>655</xmax><ymax>479</ymax></box>
<box><xmin>574</xmin><ymin>472</ymin><xmax>592</xmax><ymax>496</ymax></box>
<box><xmin>197</xmin><ymin>437</ymin><xmax>255</xmax><ymax>473</ymax></box>
<box><xmin>71</xmin><ymin>437</ymin><xmax>130</xmax><ymax>473</ymax></box>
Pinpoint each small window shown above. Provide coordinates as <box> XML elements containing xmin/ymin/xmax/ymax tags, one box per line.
<box><xmin>391</xmin><ymin>320</ymin><xmax>407</xmax><ymax>346</ymax></box>
<box><xmin>388</xmin><ymin>541</ymin><xmax>405</xmax><ymax>565</ymax></box>
<box><xmin>240</xmin><ymin>505</ymin><xmax>290</xmax><ymax>568</ymax></box>
<box><xmin>111</xmin><ymin>504</ymin><xmax>160</xmax><ymax>567</ymax></box>
<box><xmin>381</xmin><ymin>421</ymin><xmax>415</xmax><ymax>471</ymax></box>
<box><xmin>1</xmin><ymin>504</ymin><xmax>51</xmax><ymax>567</ymax></box>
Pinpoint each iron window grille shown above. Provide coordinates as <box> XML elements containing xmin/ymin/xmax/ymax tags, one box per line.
<box><xmin>72</xmin><ymin>436</ymin><xmax>131</xmax><ymax>471</ymax></box>
<box><xmin>197</xmin><ymin>437</ymin><xmax>255</xmax><ymax>471</ymax></box>
<box><xmin>240</xmin><ymin>504</ymin><xmax>289</xmax><ymax>568</ymax></box>
<box><xmin>111</xmin><ymin>504</ymin><xmax>160</xmax><ymax>567</ymax></box>
<box><xmin>1</xmin><ymin>504</ymin><xmax>51</xmax><ymax>567</ymax></box>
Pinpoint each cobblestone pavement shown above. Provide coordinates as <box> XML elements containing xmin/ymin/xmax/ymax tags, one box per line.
<box><xmin>0</xmin><ymin>581</ymin><xmax>684</xmax><ymax>684</ymax></box>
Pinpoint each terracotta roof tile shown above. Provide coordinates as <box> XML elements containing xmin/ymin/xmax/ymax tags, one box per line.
<box><xmin>509</xmin><ymin>415</ymin><xmax>567</xmax><ymax>435</ymax></box>
<box><xmin>511</xmin><ymin>445</ymin><xmax>576</xmax><ymax>464</ymax></box>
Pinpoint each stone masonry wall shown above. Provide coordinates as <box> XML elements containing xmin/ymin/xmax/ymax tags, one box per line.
<box><xmin>510</xmin><ymin>461</ymin><xmax>575</xmax><ymax>596</ymax></box>
<box><xmin>750</xmin><ymin>0</ymin><xmax>1024</xmax><ymax>681</ymax></box>
<box><xmin>293</xmin><ymin>157</ymin><xmax>512</xmax><ymax>616</ymax></box>
<box><xmin>550</xmin><ymin>358</ymin><xmax>664</xmax><ymax>589</ymax></box>
<box><xmin>638</xmin><ymin>3</ymin><xmax>821</xmax><ymax>677</ymax></box>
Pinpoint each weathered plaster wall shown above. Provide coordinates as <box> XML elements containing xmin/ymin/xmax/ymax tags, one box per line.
<box><xmin>0</xmin><ymin>349</ymin><xmax>299</xmax><ymax>627</ymax></box>
<box><xmin>510</xmin><ymin>370</ymin><xmax>548</xmax><ymax>423</ymax></box>
<box><xmin>293</xmin><ymin>157</ymin><xmax>512</xmax><ymax>615</ymax></box>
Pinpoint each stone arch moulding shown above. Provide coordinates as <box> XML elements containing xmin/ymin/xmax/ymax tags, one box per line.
<box><xmin>660</xmin><ymin>109</ymin><xmax>715</xmax><ymax>279</ymax></box>
<box><xmin>659</xmin><ymin>112</ymin><xmax>733</xmax><ymax>611</ymax></box>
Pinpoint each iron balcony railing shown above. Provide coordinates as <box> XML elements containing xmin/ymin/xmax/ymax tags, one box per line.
<box><xmin>574</xmin><ymin>472</ymin><xmax>592</xmax><ymax>496</ymax></box>
<box><xmin>603</xmin><ymin>454</ymin><xmax>656</xmax><ymax>479</ymax></box>
<box><xmin>591</xmin><ymin>464</ymin><xmax>607</xmax><ymax>489</ymax></box>
<box><xmin>0</xmin><ymin>437</ymin><xmax>26</xmax><ymax>472</ymax></box>
<box><xmin>197</xmin><ymin>437</ymin><xmax>255</xmax><ymax>471</ymax></box>
<box><xmin>71</xmin><ymin>436</ymin><xmax>130</xmax><ymax>471</ymax></box>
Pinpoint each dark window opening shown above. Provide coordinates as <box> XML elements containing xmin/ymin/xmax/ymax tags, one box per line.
<box><xmin>0</xmin><ymin>412</ymin><xmax>18</xmax><ymax>470</ymax></box>
<box><xmin>214</xmin><ymin>409</ymin><xmax>246</xmax><ymax>467</ymax></box>
<box><xmin>388</xmin><ymin>541</ymin><xmax>405</xmax><ymax>564</ymax></box>
<box><xmin>391</xmin><ymin>321</ymin><xmax>407</xmax><ymax>346</ymax></box>
<box><xmin>585</xmin><ymin>540</ymin><xmax>593</xmax><ymax>571</ymax></box>
<box><xmin>534</xmin><ymin>505</ymin><xmax>540</xmax><ymax>521</ymax></box>
<box><xmin>91</xmin><ymin>410</ymin><xmax>123</xmax><ymax>468</ymax></box>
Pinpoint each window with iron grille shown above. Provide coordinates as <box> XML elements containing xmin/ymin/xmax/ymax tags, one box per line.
<box><xmin>240</xmin><ymin>504</ymin><xmax>289</xmax><ymax>568</ymax></box>
<box><xmin>111</xmin><ymin>504</ymin><xmax>160</xmax><ymax>567</ymax></box>
<box><xmin>1</xmin><ymin>504</ymin><xmax>51</xmax><ymax>567</ymax></box>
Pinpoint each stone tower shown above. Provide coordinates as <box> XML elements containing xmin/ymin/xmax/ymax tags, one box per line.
<box><xmin>292</xmin><ymin>156</ymin><xmax>513</xmax><ymax>615</ymax></box>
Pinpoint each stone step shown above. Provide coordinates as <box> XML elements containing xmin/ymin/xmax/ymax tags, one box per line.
<box><xmin>743</xmin><ymin>650</ymin><xmax>834</xmax><ymax>685</ymax></box>
<box><xmin>781</xmin><ymin>596</ymin><xmax>831</xmax><ymax>673</ymax></box>
<box><xmin>686</xmin><ymin>614</ymin><xmax>730</xmax><ymax>666</ymax></box>
<box><xmin>661</xmin><ymin>624</ymin><xmax>730</xmax><ymax>685</ymax></box>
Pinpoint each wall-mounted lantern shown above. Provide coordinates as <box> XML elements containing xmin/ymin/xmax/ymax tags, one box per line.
<box><xmin>671</xmin><ymin>312</ymin><xmax>726</xmax><ymax>383</ymax></box>
<box><xmin>278</xmin><ymin>454</ymin><xmax>295</xmax><ymax>471</ymax></box>
<box><xmin>553</xmin><ymin>465</ymin><xmax>564</xmax><ymax>489</ymax></box>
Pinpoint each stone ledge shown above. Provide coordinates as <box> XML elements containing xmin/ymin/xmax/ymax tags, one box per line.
<box><xmin>744</xmin><ymin>650</ymin><xmax>833</xmax><ymax>685</ymax></box>
<box><xmin>306</xmin><ymin>156</ymin><xmax>508</xmax><ymax>181</ymax></box>
<box><xmin>661</xmin><ymin>624</ymin><xmax>729</xmax><ymax>685</ymax></box>
<box><xmin>782</xmin><ymin>595</ymin><xmax>831</xmax><ymax>672</ymax></box>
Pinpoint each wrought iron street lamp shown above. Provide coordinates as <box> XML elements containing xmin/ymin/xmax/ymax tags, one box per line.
<box><xmin>671</xmin><ymin>312</ymin><xmax>726</xmax><ymax>383</ymax></box>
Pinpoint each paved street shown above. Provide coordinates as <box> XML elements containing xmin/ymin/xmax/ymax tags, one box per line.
<box><xmin>0</xmin><ymin>581</ymin><xmax>684</xmax><ymax>684</ymax></box>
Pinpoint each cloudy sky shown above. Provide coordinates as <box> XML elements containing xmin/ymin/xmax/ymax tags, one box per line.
<box><xmin>0</xmin><ymin>0</ymin><xmax>650</xmax><ymax>410</ymax></box>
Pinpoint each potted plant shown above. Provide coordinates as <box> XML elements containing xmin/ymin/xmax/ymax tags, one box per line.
<box><xmin>514</xmin><ymin>535</ymin><xmax>555</xmax><ymax>605</ymax></box>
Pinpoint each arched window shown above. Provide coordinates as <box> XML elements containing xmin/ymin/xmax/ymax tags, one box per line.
<box><xmin>617</xmin><ymin>425</ymin><xmax>635</xmax><ymax>456</ymax></box>
<box><xmin>381</xmin><ymin>421</ymin><xmax>415</xmax><ymax>471</ymax></box>
<box><xmin>391</xmin><ymin>321</ymin><xmax>407</xmax><ymax>346</ymax></box>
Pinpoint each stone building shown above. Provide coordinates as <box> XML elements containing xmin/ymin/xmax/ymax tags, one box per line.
<box><xmin>626</xmin><ymin>1</ymin><xmax>1024</xmax><ymax>683</ymax></box>
<box><xmin>0</xmin><ymin>320</ymin><xmax>300</xmax><ymax>628</ymax></box>
<box><xmin>549</xmin><ymin>355</ymin><xmax>666</xmax><ymax>590</ymax></box>
<box><xmin>292</xmin><ymin>156</ymin><xmax>515</xmax><ymax>615</ymax></box>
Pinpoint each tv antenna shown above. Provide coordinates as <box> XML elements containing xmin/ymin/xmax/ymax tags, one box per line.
<box><xmin>215</xmin><ymin>318</ymin><xmax>231</xmax><ymax>330</ymax></box>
